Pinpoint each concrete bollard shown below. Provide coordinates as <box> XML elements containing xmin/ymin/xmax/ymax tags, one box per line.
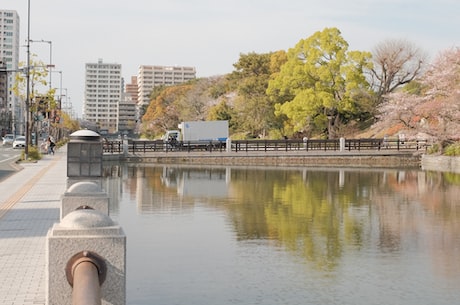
<box><xmin>60</xmin><ymin>181</ymin><xmax>109</xmax><ymax>220</ymax></box>
<box><xmin>226</xmin><ymin>138</ymin><xmax>232</xmax><ymax>153</ymax></box>
<box><xmin>46</xmin><ymin>208</ymin><xmax>126</xmax><ymax>305</ymax></box>
<box><xmin>123</xmin><ymin>135</ymin><xmax>128</xmax><ymax>157</ymax></box>
<box><xmin>340</xmin><ymin>137</ymin><xmax>346</xmax><ymax>151</ymax></box>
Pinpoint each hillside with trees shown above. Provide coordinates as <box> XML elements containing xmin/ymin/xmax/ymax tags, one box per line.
<box><xmin>372</xmin><ymin>47</ymin><xmax>460</xmax><ymax>148</ymax></box>
<box><xmin>140</xmin><ymin>27</ymin><xmax>459</xmax><ymax>151</ymax></box>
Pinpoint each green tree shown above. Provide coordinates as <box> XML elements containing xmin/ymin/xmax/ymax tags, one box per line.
<box><xmin>141</xmin><ymin>84</ymin><xmax>192</xmax><ymax>138</ymax></box>
<box><xmin>267</xmin><ymin>27</ymin><xmax>373</xmax><ymax>138</ymax></box>
<box><xmin>204</xmin><ymin>76</ymin><xmax>239</xmax><ymax>133</ymax></box>
<box><xmin>12</xmin><ymin>54</ymin><xmax>56</xmax><ymax>144</ymax></box>
<box><xmin>207</xmin><ymin>99</ymin><xmax>233</xmax><ymax>120</ymax></box>
<box><xmin>207</xmin><ymin>99</ymin><xmax>235</xmax><ymax>131</ymax></box>
<box><xmin>228</xmin><ymin>52</ymin><xmax>286</xmax><ymax>138</ymax></box>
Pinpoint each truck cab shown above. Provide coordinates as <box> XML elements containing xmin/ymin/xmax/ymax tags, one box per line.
<box><xmin>163</xmin><ymin>130</ymin><xmax>180</xmax><ymax>149</ymax></box>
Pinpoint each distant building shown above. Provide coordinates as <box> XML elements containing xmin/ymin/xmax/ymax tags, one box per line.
<box><xmin>83</xmin><ymin>59</ymin><xmax>122</xmax><ymax>133</ymax></box>
<box><xmin>0</xmin><ymin>10</ymin><xmax>20</xmax><ymax>135</ymax></box>
<box><xmin>137</xmin><ymin>65</ymin><xmax>196</xmax><ymax>108</ymax></box>
<box><xmin>118</xmin><ymin>95</ymin><xmax>136</xmax><ymax>135</ymax></box>
<box><xmin>118</xmin><ymin>76</ymin><xmax>137</xmax><ymax>135</ymax></box>
<box><xmin>125</xmin><ymin>76</ymin><xmax>138</xmax><ymax>105</ymax></box>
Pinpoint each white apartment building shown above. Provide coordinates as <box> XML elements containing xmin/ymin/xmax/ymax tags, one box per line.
<box><xmin>137</xmin><ymin>65</ymin><xmax>196</xmax><ymax>108</ymax></box>
<box><xmin>83</xmin><ymin>59</ymin><xmax>122</xmax><ymax>133</ymax></box>
<box><xmin>0</xmin><ymin>10</ymin><xmax>20</xmax><ymax>135</ymax></box>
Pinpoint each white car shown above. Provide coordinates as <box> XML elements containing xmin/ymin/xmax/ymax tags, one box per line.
<box><xmin>12</xmin><ymin>136</ymin><xmax>26</xmax><ymax>149</ymax></box>
<box><xmin>2</xmin><ymin>134</ymin><xmax>14</xmax><ymax>145</ymax></box>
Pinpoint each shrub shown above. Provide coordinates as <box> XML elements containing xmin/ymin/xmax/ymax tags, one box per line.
<box><xmin>444</xmin><ymin>142</ymin><xmax>460</xmax><ymax>156</ymax></box>
<box><xmin>20</xmin><ymin>146</ymin><xmax>42</xmax><ymax>161</ymax></box>
<box><xmin>56</xmin><ymin>138</ymin><xmax>69</xmax><ymax>148</ymax></box>
<box><xmin>426</xmin><ymin>143</ymin><xmax>439</xmax><ymax>154</ymax></box>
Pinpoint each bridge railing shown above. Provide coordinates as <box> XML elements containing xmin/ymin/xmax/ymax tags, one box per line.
<box><xmin>102</xmin><ymin>138</ymin><xmax>430</xmax><ymax>154</ymax></box>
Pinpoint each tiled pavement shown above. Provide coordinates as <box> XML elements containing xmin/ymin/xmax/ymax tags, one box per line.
<box><xmin>0</xmin><ymin>147</ymin><xmax>67</xmax><ymax>305</ymax></box>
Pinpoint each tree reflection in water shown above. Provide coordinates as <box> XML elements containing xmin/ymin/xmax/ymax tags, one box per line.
<box><xmin>104</xmin><ymin>164</ymin><xmax>460</xmax><ymax>277</ymax></box>
<box><xmin>106</xmin><ymin>166</ymin><xmax>460</xmax><ymax>269</ymax></box>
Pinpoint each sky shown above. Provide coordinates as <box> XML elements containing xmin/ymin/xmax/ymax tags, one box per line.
<box><xmin>4</xmin><ymin>0</ymin><xmax>460</xmax><ymax>118</ymax></box>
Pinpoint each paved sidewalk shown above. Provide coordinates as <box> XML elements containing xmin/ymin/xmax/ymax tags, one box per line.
<box><xmin>0</xmin><ymin>147</ymin><xmax>67</xmax><ymax>305</ymax></box>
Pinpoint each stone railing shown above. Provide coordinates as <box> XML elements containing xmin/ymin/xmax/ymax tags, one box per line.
<box><xmin>46</xmin><ymin>130</ymin><xmax>126</xmax><ymax>305</ymax></box>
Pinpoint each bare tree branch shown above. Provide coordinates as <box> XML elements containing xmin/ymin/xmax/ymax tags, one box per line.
<box><xmin>370</xmin><ymin>39</ymin><xmax>427</xmax><ymax>104</ymax></box>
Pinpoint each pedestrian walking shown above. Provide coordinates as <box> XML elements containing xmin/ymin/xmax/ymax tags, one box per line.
<box><xmin>47</xmin><ymin>136</ymin><xmax>56</xmax><ymax>155</ymax></box>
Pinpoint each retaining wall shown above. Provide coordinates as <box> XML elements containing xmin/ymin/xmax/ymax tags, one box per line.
<box><xmin>116</xmin><ymin>152</ymin><xmax>422</xmax><ymax>168</ymax></box>
<box><xmin>421</xmin><ymin>155</ymin><xmax>460</xmax><ymax>173</ymax></box>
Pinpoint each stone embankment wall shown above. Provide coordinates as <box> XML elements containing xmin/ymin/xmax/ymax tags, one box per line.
<box><xmin>421</xmin><ymin>155</ymin><xmax>460</xmax><ymax>173</ymax></box>
<box><xmin>119</xmin><ymin>152</ymin><xmax>422</xmax><ymax>168</ymax></box>
<box><xmin>106</xmin><ymin>152</ymin><xmax>460</xmax><ymax>172</ymax></box>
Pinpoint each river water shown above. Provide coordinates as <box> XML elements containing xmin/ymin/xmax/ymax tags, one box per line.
<box><xmin>102</xmin><ymin>164</ymin><xmax>460</xmax><ymax>305</ymax></box>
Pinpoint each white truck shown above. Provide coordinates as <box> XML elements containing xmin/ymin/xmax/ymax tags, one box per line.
<box><xmin>163</xmin><ymin>120</ymin><xmax>229</xmax><ymax>150</ymax></box>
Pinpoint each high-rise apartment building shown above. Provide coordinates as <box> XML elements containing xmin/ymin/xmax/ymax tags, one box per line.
<box><xmin>118</xmin><ymin>76</ymin><xmax>137</xmax><ymax>135</ymax></box>
<box><xmin>0</xmin><ymin>10</ymin><xmax>20</xmax><ymax>135</ymax></box>
<box><xmin>126</xmin><ymin>76</ymin><xmax>138</xmax><ymax>105</ymax></box>
<box><xmin>118</xmin><ymin>93</ymin><xmax>136</xmax><ymax>135</ymax></box>
<box><xmin>137</xmin><ymin>65</ymin><xmax>196</xmax><ymax>108</ymax></box>
<box><xmin>83</xmin><ymin>59</ymin><xmax>122</xmax><ymax>133</ymax></box>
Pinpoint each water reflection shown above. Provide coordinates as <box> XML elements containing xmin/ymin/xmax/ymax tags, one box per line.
<box><xmin>102</xmin><ymin>164</ymin><xmax>460</xmax><ymax>304</ymax></box>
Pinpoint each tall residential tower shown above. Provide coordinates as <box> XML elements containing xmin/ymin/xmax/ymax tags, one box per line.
<box><xmin>83</xmin><ymin>59</ymin><xmax>122</xmax><ymax>133</ymax></box>
<box><xmin>137</xmin><ymin>65</ymin><xmax>196</xmax><ymax>108</ymax></box>
<box><xmin>0</xmin><ymin>10</ymin><xmax>20</xmax><ymax>135</ymax></box>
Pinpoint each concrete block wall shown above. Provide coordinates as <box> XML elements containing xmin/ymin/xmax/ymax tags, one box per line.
<box><xmin>421</xmin><ymin>155</ymin><xmax>460</xmax><ymax>173</ymax></box>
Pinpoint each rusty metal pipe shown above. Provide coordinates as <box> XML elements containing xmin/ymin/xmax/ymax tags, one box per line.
<box><xmin>72</xmin><ymin>260</ymin><xmax>101</xmax><ymax>305</ymax></box>
<box><xmin>66</xmin><ymin>251</ymin><xmax>107</xmax><ymax>305</ymax></box>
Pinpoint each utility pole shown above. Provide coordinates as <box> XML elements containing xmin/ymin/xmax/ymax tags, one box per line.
<box><xmin>25</xmin><ymin>0</ymin><xmax>31</xmax><ymax>159</ymax></box>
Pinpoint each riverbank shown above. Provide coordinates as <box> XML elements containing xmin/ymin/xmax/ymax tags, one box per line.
<box><xmin>104</xmin><ymin>150</ymin><xmax>424</xmax><ymax>168</ymax></box>
<box><xmin>103</xmin><ymin>150</ymin><xmax>460</xmax><ymax>173</ymax></box>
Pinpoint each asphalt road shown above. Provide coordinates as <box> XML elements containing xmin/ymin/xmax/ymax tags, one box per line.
<box><xmin>0</xmin><ymin>145</ymin><xmax>22</xmax><ymax>182</ymax></box>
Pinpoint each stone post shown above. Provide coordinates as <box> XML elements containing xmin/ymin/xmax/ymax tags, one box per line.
<box><xmin>123</xmin><ymin>135</ymin><xmax>128</xmax><ymax>157</ymax></box>
<box><xmin>47</xmin><ymin>128</ymin><xmax>126</xmax><ymax>304</ymax></box>
<box><xmin>46</xmin><ymin>208</ymin><xmax>126</xmax><ymax>305</ymax></box>
<box><xmin>226</xmin><ymin>137</ymin><xmax>232</xmax><ymax>153</ymax></box>
<box><xmin>67</xmin><ymin>130</ymin><xmax>103</xmax><ymax>179</ymax></box>
<box><xmin>340</xmin><ymin>137</ymin><xmax>346</xmax><ymax>152</ymax></box>
<box><xmin>60</xmin><ymin>181</ymin><xmax>109</xmax><ymax>220</ymax></box>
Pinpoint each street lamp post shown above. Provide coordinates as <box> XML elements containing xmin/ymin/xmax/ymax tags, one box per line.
<box><xmin>29</xmin><ymin>39</ymin><xmax>52</xmax><ymax>90</ymax></box>
<box><xmin>51</xmin><ymin>70</ymin><xmax>62</xmax><ymax>100</ymax></box>
<box><xmin>50</xmin><ymin>70</ymin><xmax>63</xmax><ymax>138</ymax></box>
<box><xmin>25</xmin><ymin>0</ymin><xmax>31</xmax><ymax>159</ymax></box>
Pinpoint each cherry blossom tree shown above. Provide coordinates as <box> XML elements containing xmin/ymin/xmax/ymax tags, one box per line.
<box><xmin>375</xmin><ymin>47</ymin><xmax>460</xmax><ymax>148</ymax></box>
